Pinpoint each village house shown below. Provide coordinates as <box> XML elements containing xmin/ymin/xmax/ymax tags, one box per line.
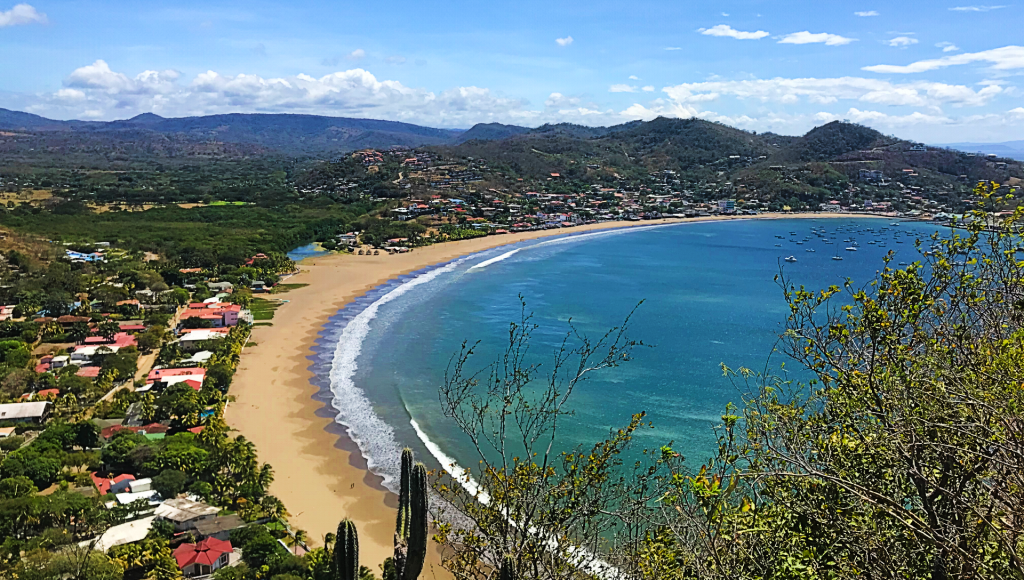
<box><xmin>173</xmin><ymin>537</ymin><xmax>234</xmax><ymax>577</ymax></box>
<box><xmin>0</xmin><ymin>401</ymin><xmax>50</xmax><ymax>423</ymax></box>
<box><xmin>179</xmin><ymin>302</ymin><xmax>242</xmax><ymax>328</ymax></box>
<box><xmin>177</xmin><ymin>328</ymin><xmax>230</xmax><ymax>351</ymax></box>
<box><xmin>143</xmin><ymin>367</ymin><xmax>207</xmax><ymax>391</ymax></box>
<box><xmin>155</xmin><ymin>497</ymin><xmax>221</xmax><ymax>532</ymax></box>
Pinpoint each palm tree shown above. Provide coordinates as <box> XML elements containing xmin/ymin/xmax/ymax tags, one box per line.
<box><xmin>69</xmin><ymin>321</ymin><xmax>90</xmax><ymax>344</ymax></box>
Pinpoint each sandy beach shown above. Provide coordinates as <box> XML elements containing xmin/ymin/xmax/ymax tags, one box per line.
<box><xmin>224</xmin><ymin>212</ymin><xmax>887</xmax><ymax>575</ymax></box>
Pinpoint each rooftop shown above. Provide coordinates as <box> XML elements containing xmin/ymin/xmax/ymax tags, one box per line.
<box><xmin>155</xmin><ymin>497</ymin><xmax>220</xmax><ymax>522</ymax></box>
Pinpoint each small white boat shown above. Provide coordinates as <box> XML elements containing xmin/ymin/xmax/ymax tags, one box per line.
<box><xmin>806</xmin><ymin>248</ymin><xmax>815</xmax><ymax>252</ymax></box>
<box><xmin>784</xmin><ymin>256</ymin><xmax>798</xmax><ymax>263</ymax></box>
<box><xmin>846</xmin><ymin>247</ymin><xmax>857</xmax><ymax>251</ymax></box>
<box><xmin>832</xmin><ymin>255</ymin><xmax>843</xmax><ymax>261</ymax></box>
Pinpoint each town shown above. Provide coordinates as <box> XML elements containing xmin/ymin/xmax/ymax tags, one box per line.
<box><xmin>0</xmin><ymin>244</ymin><xmax>324</xmax><ymax>579</ymax></box>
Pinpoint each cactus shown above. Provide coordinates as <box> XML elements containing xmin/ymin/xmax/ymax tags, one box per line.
<box><xmin>500</xmin><ymin>555</ymin><xmax>516</xmax><ymax>580</ymax></box>
<box><xmin>334</xmin><ymin>519</ymin><xmax>359</xmax><ymax>580</ymax></box>
<box><xmin>394</xmin><ymin>449</ymin><xmax>429</xmax><ymax>580</ymax></box>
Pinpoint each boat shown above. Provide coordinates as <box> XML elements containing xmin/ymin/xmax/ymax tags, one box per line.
<box><xmin>784</xmin><ymin>256</ymin><xmax>798</xmax><ymax>263</ymax></box>
<box><xmin>806</xmin><ymin>248</ymin><xmax>815</xmax><ymax>252</ymax></box>
<box><xmin>775</xmin><ymin>244</ymin><xmax>782</xmax><ymax>247</ymax></box>
<box><xmin>832</xmin><ymin>255</ymin><xmax>843</xmax><ymax>261</ymax></box>
<box><xmin>846</xmin><ymin>247</ymin><xmax>858</xmax><ymax>251</ymax></box>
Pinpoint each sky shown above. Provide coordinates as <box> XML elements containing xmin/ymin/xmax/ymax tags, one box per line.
<box><xmin>0</xmin><ymin>0</ymin><xmax>1022</xmax><ymax>142</ymax></box>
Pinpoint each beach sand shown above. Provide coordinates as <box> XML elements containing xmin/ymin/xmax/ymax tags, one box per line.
<box><xmin>224</xmin><ymin>212</ymin><xmax>887</xmax><ymax>575</ymax></box>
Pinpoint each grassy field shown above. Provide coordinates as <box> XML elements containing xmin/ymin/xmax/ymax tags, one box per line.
<box><xmin>249</xmin><ymin>299</ymin><xmax>280</xmax><ymax>321</ymax></box>
<box><xmin>209</xmin><ymin>201</ymin><xmax>248</xmax><ymax>206</ymax></box>
<box><xmin>270</xmin><ymin>283</ymin><xmax>309</xmax><ymax>294</ymax></box>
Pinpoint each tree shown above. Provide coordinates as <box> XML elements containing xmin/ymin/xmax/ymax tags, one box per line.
<box><xmin>69</xmin><ymin>321</ymin><xmax>91</xmax><ymax>343</ymax></box>
<box><xmin>152</xmin><ymin>469</ymin><xmax>189</xmax><ymax>499</ymax></box>
<box><xmin>97</xmin><ymin>320</ymin><xmax>120</xmax><ymax>341</ymax></box>
<box><xmin>204</xmin><ymin>363</ymin><xmax>234</xmax><ymax>391</ymax></box>
<box><xmin>14</xmin><ymin>546</ymin><xmax>123</xmax><ymax>580</ymax></box>
<box><xmin>431</xmin><ymin>300</ymin><xmax>659</xmax><ymax>580</ymax></box>
<box><xmin>229</xmin><ymin>288</ymin><xmax>253</xmax><ymax>308</ymax></box>
<box><xmin>0</xmin><ymin>476</ymin><xmax>37</xmax><ymax>499</ymax></box>
<box><xmin>136</xmin><ymin>327</ymin><xmax>166</xmax><ymax>352</ymax></box>
<box><xmin>74</xmin><ymin>421</ymin><xmax>101</xmax><ymax>450</ymax></box>
<box><xmin>165</xmin><ymin>288</ymin><xmax>190</xmax><ymax>307</ymax></box>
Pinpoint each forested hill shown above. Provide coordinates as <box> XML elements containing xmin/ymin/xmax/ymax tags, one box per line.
<box><xmin>0</xmin><ymin>109</ymin><xmax>461</xmax><ymax>155</ymax></box>
<box><xmin>1</xmin><ymin>108</ymin><xmax>1022</xmax><ymax>190</ymax></box>
<box><xmin>431</xmin><ymin>118</ymin><xmax>1024</xmax><ymax>192</ymax></box>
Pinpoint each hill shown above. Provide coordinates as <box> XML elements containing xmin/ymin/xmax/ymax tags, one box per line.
<box><xmin>0</xmin><ymin>108</ymin><xmax>461</xmax><ymax>156</ymax></box>
<box><xmin>455</xmin><ymin>123</ymin><xmax>530</xmax><ymax>143</ymax></box>
<box><xmin>772</xmin><ymin>121</ymin><xmax>889</xmax><ymax>163</ymax></box>
<box><xmin>939</xmin><ymin>140</ymin><xmax>1024</xmax><ymax>161</ymax></box>
<box><xmin>435</xmin><ymin>117</ymin><xmax>780</xmax><ymax>182</ymax></box>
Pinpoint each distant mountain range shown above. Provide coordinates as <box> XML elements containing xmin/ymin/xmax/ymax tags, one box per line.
<box><xmin>0</xmin><ymin>108</ymin><xmax>462</xmax><ymax>155</ymax></box>
<box><xmin>937</xmin><ymin>141</ymin><xmax>1024</xmax><ymax>161</ymax></box>
<box><xmin>1</xmin><ymin>108</ymin><xmax>1022</xmax><ymax>192</ymax></box>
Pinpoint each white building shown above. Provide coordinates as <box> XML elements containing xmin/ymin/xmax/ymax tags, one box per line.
<box><xmin>0</xmin><ymin>402</ymin><xmax>50</xmax><ymax>423</ymax></box>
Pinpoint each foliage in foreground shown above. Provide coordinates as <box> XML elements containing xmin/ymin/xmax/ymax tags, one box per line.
<box><xmin>430</xmin><ymin>183</ymin><xmax>1024</xmax><ymax>579</ymax></box>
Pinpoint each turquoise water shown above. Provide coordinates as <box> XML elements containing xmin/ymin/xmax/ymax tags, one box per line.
<box><xmin>308</xmin><ymin>218</ymin><xmax>943</xmax><ymax>489</ymax></box>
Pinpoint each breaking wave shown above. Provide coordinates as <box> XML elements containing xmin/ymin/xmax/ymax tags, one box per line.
<box><xmin>327</xmin><ymin>257</ymin><xmax>468</xmax><ymax>491</ymax></box>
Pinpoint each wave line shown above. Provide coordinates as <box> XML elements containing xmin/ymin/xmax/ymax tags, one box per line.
<box><xmin>468</xmin><ymin>248</ymin><xmax>520</xmax><ymax>271</ymax></box>
<box><xmin>327</xmin><ymin>258</ymin><xmax>467</xmax><ymax>491</ymax></box>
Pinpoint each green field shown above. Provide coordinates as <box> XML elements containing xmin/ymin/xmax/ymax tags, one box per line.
<box><xmin>208</xmin><ymin>201</ymin><xmax>249</xmax><ymax>206</ymax></box>
<box><xmin>271</xmin><ymin>283</ymin><xmax>308</xmax><ymax>294</ymax></box>
<box><xmin>249</xmin><ymin>299</ymin><xmax>280</xmax><ymax>321</ymax></box>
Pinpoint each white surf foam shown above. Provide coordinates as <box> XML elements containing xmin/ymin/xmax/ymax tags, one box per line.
<box><xmin>468</xmin><ymin>248</ymin><xmax>520</xmax><ymax>271</ymax></box>
<box><xmin>327</xmin><ymin>258</ymin><xmax>468</xmax><ymax>491</ymax></box>
<box><xmin>410</xmin><ymin>419</ymin><xmax>619</xmax><ymax>578</ymax></box>
<box><xmin>533</xmin><ymin>222</ymin><xmax>682</xmax><ymax>248</ymax></box>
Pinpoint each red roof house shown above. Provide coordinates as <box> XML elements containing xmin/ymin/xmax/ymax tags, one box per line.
<box><xmin>77</xmin><ymin>366</ymin><xmax>101</xmax><ymax>378</ymax></box>
<box><xmin>147</xmin><ymin>367</ymin><xmax>207</xmax><ymax>385</ymax></box>
<box><xmin>173</xmin><ymin>538</ymin><xmax>233</xmax><ymax>576</ymax></box>
<box><xmin>90</xmin><ymin>472</ymin><xmax>136</xmax><ymax>495</ymax></box>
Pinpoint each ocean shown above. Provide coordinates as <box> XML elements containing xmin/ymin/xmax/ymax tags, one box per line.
<box><xmin>306</xmin><ymin>218</ymin><xmax>942</xmax><ymax>492</ymax></box>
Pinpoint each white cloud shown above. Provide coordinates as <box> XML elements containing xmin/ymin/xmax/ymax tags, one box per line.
<box><xmin>664</xmin><ymin>47</ymin><xmax>682</xmax><ymax>51</ymax></box>
<box><xmin>555</xmin><ymin>36</ymin><xmax>573</xmax><ymax>46</ymax></box>
<box><xmin>544</xmin><ymin>92</ymin><xmax>581</xmax><ymax>108</ymax></box>
<box><xmin>65</xmin><ymin>60</ymin><xmax>182</xmax><ymax>95</ymax></box>
<box><xmin>698</xmin><ymin>24</ymin><xmax>769</xmax><ymax>40</ymax></box>
<box><xmin>17</xmin><ymin>60</ymin><xmax>1024</xmax><ymax>142</ymax></box>
<box><xmin>949</xmin><ymin>5</ymin><xmax>1005</xmax><ymax>11</ymax></box>
<box><xmin>628</xmin><ymin>75</ymin><xmax>639</xmax><ymax>80</ymax></box>
<box><xmin>779</xmin><ymin>31</ymin><xmax>857</xmax><ymax>46</ymax></box>
<box><xmin>855</xmin><ymin>10</ymin><xmax>879</xmax><ymax>16</ymax></box>
<box><xmin>863</xmin><ymin>45</ymin><xmax>1024</xmax><ymax>73</ymax></box>
<box><xmin>385</xmin><ymin>56</ymin><xmax>406</xmax><ymax>65</ymax></box>
<box><xmin>0</xmin><ymin>3</ymin><xmax>46</xmax><ymax>27</ymax></box>
<box><xmin>814</xmin><ymin>107</ymin><xmax>951</xmax><ymax>126</ymax></box>
<box><xmin>609</xmin><ymin>84</ymin><xmax>636</xmax><ymax>93</ymax></box>
<box><xmin>888</xmin><ymin>36</ymin><xmax>919</xmax><ymax>47</ymax></box>
<box><xmin>661</xmin><ymin>76</ymin><xmax>1003</xmax><ymax>108</ymax></box>
<box><xmin>54</xmin><ymin>88</ymin><xmax>85</xmax><ymax>100</ymax></box>
<box><xmin>45</xmin><ymin>61</ymin><xmax>561</xmax><ymax>127</ymax></box>
<box><xmin>348</xmin><ymin>49</ymin><xmax>365</xmax><ymax>61</ymax></box>
<box><xmin>936</xmin><ymin>42</ymin><xmax>960</xmax><ymax>52</ymax></box>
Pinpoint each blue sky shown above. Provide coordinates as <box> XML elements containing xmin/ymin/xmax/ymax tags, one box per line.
<box><xmin>1</xmin><ymin>0</ymin><xmax>1022</xmax><ymax>141</ymax></box>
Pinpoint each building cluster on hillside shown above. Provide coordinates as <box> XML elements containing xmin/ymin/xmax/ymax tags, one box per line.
<box><xmin>315</xmin><ymin>143</ymin><xmax>1021</xmax><ymax>249</ymax></box>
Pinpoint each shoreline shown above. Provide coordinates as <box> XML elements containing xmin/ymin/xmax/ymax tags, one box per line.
<box><xmin>224</xmin><ymin>212</ymin><xmax>889</xmax><ymax>573</ymax></box>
